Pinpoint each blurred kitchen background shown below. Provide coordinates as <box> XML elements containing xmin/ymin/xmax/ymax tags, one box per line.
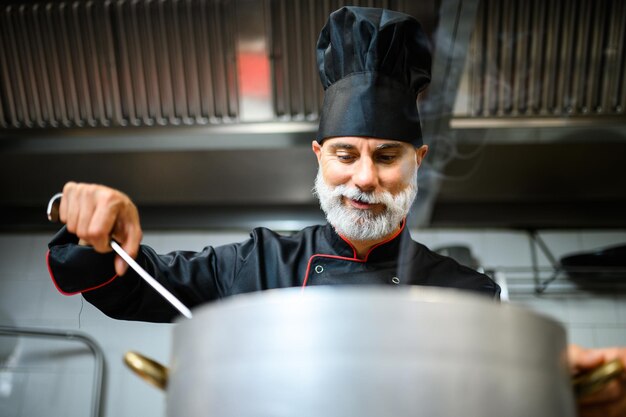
<box><xmin>1</xmin><ymin>0</ymin><xmax>625</xmax><ymax>416</ymax></box>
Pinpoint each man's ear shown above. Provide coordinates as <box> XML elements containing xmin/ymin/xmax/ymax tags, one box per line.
<box><xmin>312</xmin><ymin>140</ymin><xmax>323</xmax><ymax>164</ymax></box>
<box><xmin>415</xmin><ymin>145</ymin><xmax>428</xmax><ymax>166</ymax></box>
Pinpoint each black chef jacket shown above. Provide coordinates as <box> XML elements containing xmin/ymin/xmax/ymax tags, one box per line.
<box><xmin>47</xmin><ymin>221</ymin><xmax>500</xmax><ymax>322</ymax></box>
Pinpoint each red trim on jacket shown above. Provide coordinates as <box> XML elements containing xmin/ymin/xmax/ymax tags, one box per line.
<box><xmin>302</xmin><ymin>219</ymin><xmax>407</xmax><ymax>288</ymax></box>
<box><xmin>302</xmin><ymin>253</ymin><xmax>366</xmax><ymax>288</ymax></box>
<box><xmin>46</xmin><ymin>249</ymin><xmax>119</xmax><ymax>296</ymax></box>
<box><xmin>337</xmin><ymin>219</ymin><xmax>406</xmax><ymax>262</ymax></box>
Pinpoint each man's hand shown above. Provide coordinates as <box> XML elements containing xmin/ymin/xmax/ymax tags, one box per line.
<box><xmin>569</xmin><ymin>344</ymin><xmax>626</xmax><ymax>417</ymax></box>
<box><xmin>59</xmin><ymin>182</ymin><xmax>142</xmax><ymax>276</ymax></box>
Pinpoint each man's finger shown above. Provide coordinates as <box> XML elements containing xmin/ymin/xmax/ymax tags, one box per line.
<box><xmin>112</xmin><ymin>224</ymin><xmax>141</xmax><ymax>278</ymax></box>
<box><xmin>579</xmin><ymin>379</ymin><xmax>624</xmax><ymax>405</ymax></box>
<box><xmin>110</xmin><ymin>210</ymin><xmax>142</xmax><ymax>277</ymax></box>
<box><xmin>59</xmin><ymin>181</ymin><xmax>79</xmax><ymax>225</ymax></box>
<box><xmin>121</xmin><ymin>223</ymin><xmax>142</xmax><ymax>260</ymax></box>
<box><xmin>569</xmin><ymin>344</ymin><xmax>605</xmax><ymax>373</ymax></box>
<box><xmin>76</xmin><ymin>196</ymin><xmax>96</xmax><ymax>243</ymax></box>
<box><xmin>64</xmin><ymin>184</ymin><xmax>80</xmax><ymax>233</ymax></box>
<box><xmin>114</xmin><ymin>255</ymin><xmax>128</xmax><ymax>277</ymax></box>
<box><xmin>88</xmin><ymin>203</ymin><xmax>117</xmax><ymax>253</ymax></box>
<box><xmin>578</xmin><ymin>392</ymin><xmax>626</xmax><ymax>417</ymax></box>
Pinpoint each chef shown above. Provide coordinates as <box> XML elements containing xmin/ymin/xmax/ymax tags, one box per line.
<box><xmin>47</xmin><ymin>6</ymin><xmax>499</xmax><ymax>319</ymax></box>
<box><xmin>45</xmin><ymin>6</ymin><xmax>624</xmax><ymax>416</ymax></box>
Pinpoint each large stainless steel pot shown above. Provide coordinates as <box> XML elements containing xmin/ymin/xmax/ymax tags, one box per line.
<box><xmin>126</xmin><ymin>287</ymin><xmax>591</xmax><ymax>417</ymax></box>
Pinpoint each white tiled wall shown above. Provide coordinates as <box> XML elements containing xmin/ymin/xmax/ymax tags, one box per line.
<box><xmin>0</xmin><ymin>228</ymin><xmax>625</xmax><ymax>417</ymax></box>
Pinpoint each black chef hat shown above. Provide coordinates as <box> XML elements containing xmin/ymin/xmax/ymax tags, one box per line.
<box><xmin>316</xmin><ymin>6</ymin><xmax>431</xmax><ymax>146</ymax></box>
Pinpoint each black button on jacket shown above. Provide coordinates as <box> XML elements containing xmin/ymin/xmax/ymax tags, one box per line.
<box><xmin>47</xmin><ymin>222</ymin><xmax>500</xmax><ymax>323</ymax></box>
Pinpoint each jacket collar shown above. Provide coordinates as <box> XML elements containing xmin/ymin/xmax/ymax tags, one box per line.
<box><xmin>323</xmin><ymin>219</ymin><xmax>413</xmax><ymax>262</ymax></box>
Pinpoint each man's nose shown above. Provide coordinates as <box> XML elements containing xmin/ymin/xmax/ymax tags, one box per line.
<box><xmin>352</xmin><ymin>158</ymin><xmax>378</xmax><ymax>192</ymax></box>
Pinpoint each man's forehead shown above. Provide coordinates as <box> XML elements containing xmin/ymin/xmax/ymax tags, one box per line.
<box><xmin>323</xmin><ymin>136</ymin><xmax>410</xmax><ymax>150</ymax></box>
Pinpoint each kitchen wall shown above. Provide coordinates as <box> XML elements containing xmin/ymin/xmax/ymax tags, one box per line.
<box><xmin>0</xmin><ymin>228</ymin><xmax>625</xmax><ymax>417</ymax></box>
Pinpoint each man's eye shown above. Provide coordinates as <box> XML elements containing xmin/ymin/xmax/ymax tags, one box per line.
<box><xmin>337</xmin><ymin>154</ymin><xmax>356</xmax><ymax>162</ymax></box>
<box><xmin>376</xmin><ymin>154</ymin><xmax>397</xmax><ymax>163</ymax></box>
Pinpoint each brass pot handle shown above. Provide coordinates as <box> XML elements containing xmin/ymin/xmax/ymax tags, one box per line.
<box><xmin>123</xmin><ymin>351</ymin><xmax>169</xmax><ymax>391</ymax></box>
<box><xmin>572</xmin><ymin>358</ymin><xmax>625</xmax><ymax>399</ymax></box>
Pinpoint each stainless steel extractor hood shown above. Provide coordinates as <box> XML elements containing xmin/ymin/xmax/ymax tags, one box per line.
<box><xmin>1</xmin><ymin>0</ymin><xmax>625</xmax><ymax>230</ymax></box>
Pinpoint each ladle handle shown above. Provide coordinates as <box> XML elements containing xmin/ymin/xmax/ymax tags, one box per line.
<box><xmin>47</xmin><ymin>192</ymin><xmax>63</xmax><ymax>223</ymax></box>
<box><xmin>124</xmin><ymin>351</ymin><xmax>169</xmax><ymax>391</ymax></box>
<box><xmin>572</xmin><ymin>358</ymin><xmax>625</xmax><ymax>399</ymax></box>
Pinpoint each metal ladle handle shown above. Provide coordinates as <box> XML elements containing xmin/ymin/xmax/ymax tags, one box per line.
<box><xmin>47</xmin><ymin>192</ymin><xmax>63</xmax><ymax>223</ymax></box>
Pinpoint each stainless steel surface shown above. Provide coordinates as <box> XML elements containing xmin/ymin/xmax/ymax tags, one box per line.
<box><xmin>1</xmin><ymin>0</ymin><xmax>625</xmax><ymax>230</ymax></box>
<box><xmin>450</xmin><ymin>116</ymin><xmax>626</xmax><ymax>128</ymax></box>
<box><xmin>0</xmin><ymin>0</ymin><xmax>239</xmax><ymax>127</ymax></box>
<box><xmin>0</xmin><ymin>0</ymin><xmax>413</xmax><ymax>128</ymax></box>
<box><xmin>0</xmin><ymin>325</ymin><xmax>106</xmax><ymax>417</ymax></box>
<box><xmin>46</xmin><ymin>192</ymin><xmax>62</xmax><ymax>222</ymax></box>
<box><xmin>164</xmin><ymin>287</ymin><xmax>575</xmax><ymax>417</ymax></box>
<box><xmin>462</xmin><ymin>0</ymin><xmax>626</xmax><ymax>118</ymax></box>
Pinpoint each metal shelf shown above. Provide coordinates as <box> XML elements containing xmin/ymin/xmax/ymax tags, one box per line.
<box><xmin>0</xmin><ymin>326</ymin><xmax>106</xmax><ymax>417</ymax></box>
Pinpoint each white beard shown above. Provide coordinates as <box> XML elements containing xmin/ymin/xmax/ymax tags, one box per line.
<box><xmin>313</xmin><ymin>167</ymin><xmax>418</xmax><ymax>241</ymax></box>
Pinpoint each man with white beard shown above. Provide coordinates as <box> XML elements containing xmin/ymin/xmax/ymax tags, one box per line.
<box><xmin>312</xmin><ymin>137</ymin><xmax>424</xmax><ymax>258</ymax></box>
<box><xmin>47</xmin><ymin>7</ymin><xmax>499</xmax><ymax>321</ymax></box>
<box><xmin>313</xmin><ymin>149</ymin><xmax>418</xmax><ymax>247</ymax></box>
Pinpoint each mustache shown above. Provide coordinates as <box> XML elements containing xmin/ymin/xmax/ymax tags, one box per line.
<box><xmin>324</xmin><ymin>184</ymin><xmax>395</xmax><ymax>207</ymax></box>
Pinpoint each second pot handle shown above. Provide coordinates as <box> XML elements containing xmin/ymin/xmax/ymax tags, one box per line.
<box><xmin>572</xmin><ymin>358</ymin><xmax>625</xmax><ymax>399</ymax></box>
<box><xmin>124</xmin><ymin>351</ymin><xmax>169</xmax><ymax>391</ymax></box>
